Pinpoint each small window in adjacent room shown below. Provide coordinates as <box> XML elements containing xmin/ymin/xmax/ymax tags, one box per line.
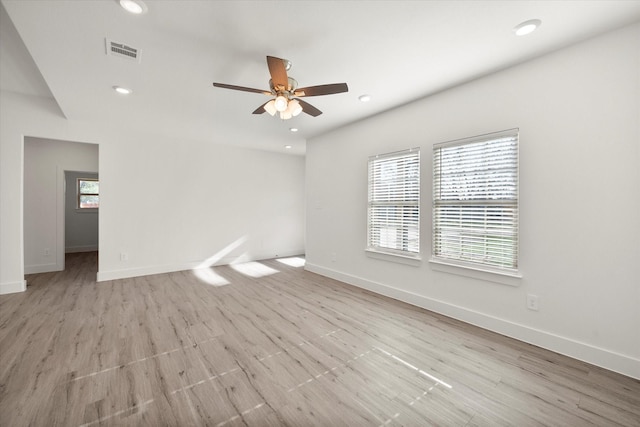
<box><xmin>367</xmin><ymin>148</ymin><xmax>420</xmax><ymax>259</ymax></box>
<box><xmin>432</xmin><ymin>129</ymin><xmax>519</xmax><ymax>273</ymax></box>
<box><xmin>77</xmin><ymin>178</ymin><xmax>99</xmax><ymax>209</ymax></box>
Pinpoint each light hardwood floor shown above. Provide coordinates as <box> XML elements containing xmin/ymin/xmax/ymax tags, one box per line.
<box><xmin>1</xmin><ymin>252</ymin><xmax>639</xmax><ymax>426</ymax></box>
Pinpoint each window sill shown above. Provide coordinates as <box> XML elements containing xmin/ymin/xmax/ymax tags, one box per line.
<box><xmin>365</xmin><ymin>249</ymin><xmax>422</xmax><ymax>267</ymax></box>
<box><xmin>429</xmin><ymin>258</ymin><xmax>522</xmax><ymax>286</ymax></box>
<box><xmin>75</xmin><ymin>208</ymin><xmax>99</xmax><ymax>214</ymax></box>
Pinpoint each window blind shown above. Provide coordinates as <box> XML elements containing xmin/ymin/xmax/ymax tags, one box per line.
<box><xmin>433</xmin><ymin>130</ymin><xmax>518</xmax><ymax>270</ymax></box>
<box><xmin>368</xmin><ymin>148</ymin><xmax>420</xmax><ymax>257</ymax></box>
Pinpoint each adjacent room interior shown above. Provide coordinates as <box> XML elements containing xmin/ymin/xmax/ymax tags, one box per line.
<box><xmin>1</xmin><ymin>1</ymin><xmax>639</xmax><ymax>425</ymax></box>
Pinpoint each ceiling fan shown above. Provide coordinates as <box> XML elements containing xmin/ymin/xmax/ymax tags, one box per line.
<box><xmin>213</xmin><ymin>56</ymin><xmax>348</xmax><ymax>120</ymax></box>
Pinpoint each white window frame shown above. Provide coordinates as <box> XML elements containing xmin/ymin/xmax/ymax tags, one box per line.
<box><xmin>367</xmin><ymin>148</ymin><xmax>420</xmax><ymax>260</ymax></box>
<box><xmin>431</xmin><ymin>129</ymin><xmax>519</xmax><ymax>275</ymax></box>
<box><xmin>77</xmin><ymin>178</ymin><xmax>99</xmax><ymax>210</ymax></box>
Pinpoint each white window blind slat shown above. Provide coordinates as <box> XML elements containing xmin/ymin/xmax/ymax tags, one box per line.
<box><xmin>433</xmin><ymin>130</ymin><xmax>518</xmax><ymax>271</ymax></box>
<box><xmin>368</xmin><ymin>148</ymin><xmax>420</xmax><ymax>256</ymax></box>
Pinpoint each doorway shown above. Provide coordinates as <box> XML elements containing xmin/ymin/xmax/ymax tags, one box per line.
<box><xmin>23</xmin><ymin>137</ymin><xmax>99</xmax><ymax>275</ymax></box>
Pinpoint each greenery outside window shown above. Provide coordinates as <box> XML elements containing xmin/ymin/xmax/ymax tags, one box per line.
<box><xmin>78</xmin><ymin>178</ymin><xmax>99</xmax><ymax>209</ymax></box>
<box><xmin>367</xmin><ymin>148</ymin><xmax>420</xmax><ymax>258</ymax></box>
<box><xmin>432</xmin><ymin>129</ymin><xmax>518</xmax><ymax>272</ymax></box>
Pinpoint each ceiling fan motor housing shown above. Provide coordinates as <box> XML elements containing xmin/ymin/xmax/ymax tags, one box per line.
<box><xmin>269</xmin><ymin>77</ymin><xmax>298</xmax><ymax>96</ymax></box>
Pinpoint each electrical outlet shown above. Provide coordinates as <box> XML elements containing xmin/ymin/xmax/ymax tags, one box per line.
<box><xmin>120</xmin><ymin>252</ymin><xmax>129</xmax><ymax>262</ymax></box>
<box><xmin>526</xmin><ymin>294</ymin><xmax>540</xmax><ymax>311</ymax></box>
<box><xmin>43</xmin><ymin>248</ymin><xmax>50</xmax><ymax>256</ymax></box>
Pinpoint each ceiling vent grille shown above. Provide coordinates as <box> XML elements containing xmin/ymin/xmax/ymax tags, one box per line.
<box><xmin>105</xmin><ymin>38</ymin><xmax>141</xmax><ymax>62</ymax></box>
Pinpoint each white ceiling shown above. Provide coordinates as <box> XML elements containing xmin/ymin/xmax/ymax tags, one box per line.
<box><xmin>2</xmin><ymin>0</ymin><xmax>640</xmax><ymax>155</ymax></box>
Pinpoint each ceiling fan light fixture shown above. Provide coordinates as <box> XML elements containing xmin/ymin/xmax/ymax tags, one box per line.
<box><xmin>288</xmin><ymin>99</ymin><xmax>303</xmax><ymax>117</ymax></box>
<box><xmin>274</xmin><ymin>95</ymin><xmax>288</xmax><ymax>112</ymax></box>
<box><xmin>280</xmin><ymin>112</ymin><xmax>292</xmax><ymax>120</ymax></box>
<box><xmin>263</xmin><ymin>100</ymin><xmax>277</xmax><ymax>116</ymax></box>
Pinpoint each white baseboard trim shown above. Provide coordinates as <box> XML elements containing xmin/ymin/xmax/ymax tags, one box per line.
<box><xmin>97</xmin><ymin>250</ymin><xmax>305</xmax><ymax>282</ymax></box>
<box><xmin>24</xmin><ymin>263</ymin><xmax>62</xmax><ymax>274</ymax></box>
<box><xmin>305</xmin><ymin>262</ymin><xmax>640</xmax><ymax>381</ymax></box>
<box><xmin>0</xmin><ymin>279</ymin><xmax>27</xmax><ymax>295</ymax></box>
<box><xmin>98</xmin><ymin>262</ymin><xmax>201</xmax><ymax>282</ymax></box>
<box><xmin>66</xmin><ymin>245</ymin><xmax>98</xmax><ymax>253</ymax></box>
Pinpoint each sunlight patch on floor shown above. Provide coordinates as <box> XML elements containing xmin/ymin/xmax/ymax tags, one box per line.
<box><xmin>192</xmin><ymin>267</ymin><xmax>230</xmax><ymax>286</ymax></box>
<box><xmin>275</xmin><ymin>256</ymin><xmax>306</xmax><ymax>267</ymax></box>
<box><xmin>231</xmin><ymin>261</ymin><xmax>279</xmax><ymax>278</ymax></box>
<box><xmin>374</xmin><ymin>346</ymin><xmax>452</xmax><ymax>389</ymax></box>
<box><xmin>191</xmin><ymin>236</ymin><xmax>248</xmax><ymax>286</ymax></box>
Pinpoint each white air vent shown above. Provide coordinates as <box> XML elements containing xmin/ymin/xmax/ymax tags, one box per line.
<box><xmin>105</xmin><ymin>38</ymin><xmax>141</xmax><ymax>62</ymax></box>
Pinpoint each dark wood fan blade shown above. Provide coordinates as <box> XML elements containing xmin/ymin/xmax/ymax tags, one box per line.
<box><xmin>252</xmin><ymin>101</ymin><xmax>269</xmax><ymax>114</ymax></box>
<box><xmin>266</xmin><ymin>56</ymin><xmax>289</xmax><ymax>91</ymax></box>
<box><xmin>296</xmin><ymin>98</ymin><xmax>322</xmax><ymax>117</ymax></box>
<box><xmin>294</xmin><ymin>83</ymin><xmax>348</xmax><ymax>97</ymax></box>
<box><xmin>213</xmin><ymin>83</ymin><xmax>270</xmax><ymax>95</ymax></box>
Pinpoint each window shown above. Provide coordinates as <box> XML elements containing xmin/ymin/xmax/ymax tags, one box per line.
<box><xmin>367</xmin><ymin>148</ymin><xmax>420</xmax><ymax>258</ymax></box>
<box><xmin>77</xmin><ymin>178</ymin><xmax>99</xmax><ymax>209</ymax></box>
<box><xmin>432</xmin><ymin>129</ymin><xmax>518</xmax><ymax>272</ymax></box>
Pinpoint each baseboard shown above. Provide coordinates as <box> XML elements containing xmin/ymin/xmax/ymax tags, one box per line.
<box><xmin>305</xmin><ymin>262</ymin><xmax>640</xmax><ymax>381</ymax></box>
<box><xmin>66</xmin><ymin>245</ymin><xmax>98</xmax><ymax>253</ymax></box>
<box><xmin>24</xmin><ymin>263</ymin><xmax>62</xmax><ymax>274</ymax></box>
<box><xmin>0</xmin><ymin>279</ymin><xmax>27</xmax><ymax>295</ymax></box>
<box><xmin>98</xmin><ymin>262</ymin><xmax>202</xmax><ymax>282</ymax></box>
<box><xmin>97</xmin><ymin>250</ymin><xmax>305</xmax><ymax>282</ymax></box>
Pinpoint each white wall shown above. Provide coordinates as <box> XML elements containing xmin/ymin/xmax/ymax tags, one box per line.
<box><xmin>65</xmin><ymin>171</ymin><xmax>99</xmax><ymax>253</ymax></box>
<box><xmin>97</xmin><ymin>130</ymin><xmax>305</xmax><ymax>281</ymax></box>
<box><xmin>1</xmin><ymin>90</ymin><xmax>305</xmax><ymax>292</ymax></box>
<box><xmin>306</xmin><ymin>23</ymin><xmax>640</xmax><ymax>379</ymax></box>
<box><xmin>23</xmin><ymin>138</ymin><xmax>99</xmax><ymax>273</ymax></box>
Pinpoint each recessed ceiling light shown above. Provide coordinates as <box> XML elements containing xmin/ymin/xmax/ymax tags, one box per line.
<box><xmin>113</xmin><ymin>85</ymin><xmax>132</xmax><ymax>95</ymax></box>
<box><xmin>289</xmin><ymin>128</ymin><xmax>298</xmax><ymax>132</ymax></box>
<box><xmin>514</xmin><ymin>19</ymin><xmax>541</xmax><ymax>36</ymax></box>
<box><xmin>359</xmin><ymin>94</ymin><xmax>371</xmax><ymax>102</ymax></box>
<box><xmin>285</xmin><ymin>145</ymin><xmax>292</xmax><ymax>149</ymax></box>
<box><xmin>119</xmin><ymin>0</ymin><xmax>147</xmax><ymax>15</ymax></box>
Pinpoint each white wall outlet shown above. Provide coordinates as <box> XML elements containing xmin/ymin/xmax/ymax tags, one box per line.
<box><xmin>120</xmin><ymin>252</ymin><xmax>129</xmax><ymax>262</ymax></box>
<box><xmin>43</xmin><ymin>248</ymin><xmax>50</xmax><ymax>256</ymax></box>
<box><xmin>526</xmin><ymin>294</ymin><xmax>540</xmax><ymax>311</ymax></box>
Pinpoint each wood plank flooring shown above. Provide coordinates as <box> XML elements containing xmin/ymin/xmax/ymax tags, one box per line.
<box><xmin>1</xmin><ymin>252</ymin><xmax>639</xmax><ymax>426</ymax></box>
